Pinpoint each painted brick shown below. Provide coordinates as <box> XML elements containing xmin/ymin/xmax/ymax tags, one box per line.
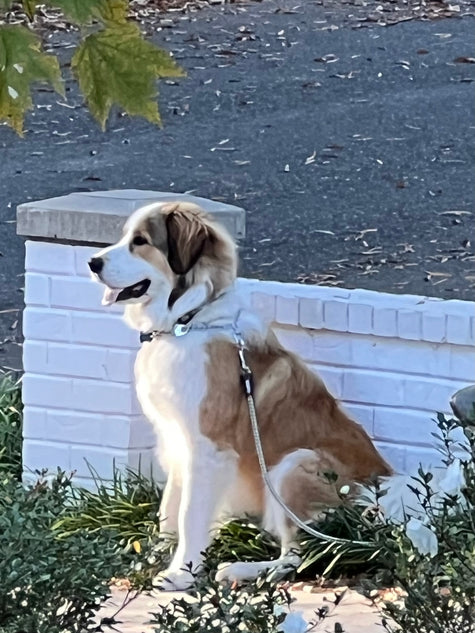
<box><xmin>23</xmin><ymin>341</ymin><xmax>108</xmax><ymax>380</ymax></box>
<box><xmin>71</xmin><ymin>312</ymin><xmax>139</xmax><ymax>348</ymax></box>
<box><xmin>47</xmin><ymin>343</ymin><xmax>108</xmax><ymax>379</ymax></box>
<box><xmin>373</xmin><ymin>307</ymin><xmax>397</xmax><ymax>337</ymax></box>
<box><xmin>405</xmin><ymin>446</ymin><xmax>443</xmax><ymax>471</ymax></box>
<box><xmin>373</xmin><ymin>407</ymin><xmax>433</xmax><ymax>444</ymax></box>
<box><xmin>50</xmin><ymin>276</ymin><xmax>104</xmax><ymax>311</ymax></box>
<box><xmin>22</xmin><ymin>373</ymin><xmax>136</xmax><ymax>414</ymax></box>
<box><xmin>447</xmin><ymin>314</ymin><xmax>471</xmax><ymax>345</ymax></box>
<box><xmin>43</xmin><ymin>410</ymin><xmax>131</xmax><ymax>449</ymax></box>
<box><xmin>273</xmin><ymin>327</ymin><xmax>314</xmax><ymax>361</ymax></box>
<box><xmin>23</xmin><ymin>340</ymin><xmax>48</xmax><ymax>374</ymax></box>
<box><xmin>70</xmin><ymin>445</ymin><xmax>128</xmax><ymax>478</ymax></box>
<box><xmin>251</xmin><ymin>292</ymin><xmax>276</xmax><ymax>323</ymax></box>
<box><xmin>299</xmin><ymin>297</ymin><xmax>324</xmax><ymax>330</ymax></box>
<box><xmin>23</xmin><ymin>307</ymin><xmax>72</xmax><ymax>342</ymax></box>
<box><xmin>105</xmin><ymin>348</ymin><xmax>136</xmax><ymax>383</ymax></box>
<box><xmin>397</xmin><ymin>310</ymin><xmax>421</xmax><ymax>341</ymax></box>
<box><xmin>449</xmin><ymin>345</ymin><xmax>475</xmax><ymax>381</ymax></box>
<box><xmin>312</xmin><ymin>332</ymin><xmax>352</xmax><ymax>366</ymax></box>
<box><xmin>422</xmin><ymin>313</ymin><xmax>446</xmax><ymax>343</ymax></box>
<box><xmin>323</xmin><ymin>300</ymin><xmax>348</xmax><ymax>332</ymax></box>
<box><xmin>24</xmin><ymin>272</ymin><xmax>49</xmax><ymax>306</ymax></box>
<box><xmin>309</xmin><ymin>364</ymin><xmax>344</xmax><ymax>398</ymax></box>
<box><xmin>340</xmin><ymin>402</ymin><xmax>374</xmax><ymax>435</ymax></box>
<box><xmin>23</xmin><ymin>440</ymin><xmax>71</xmax><ymax>473</ymax></box>
<box><xmin>349</xmin><ymin>336</ymin><xmax>451</xmax><ymax>378</ymax></box>
<box><xmin>348</xmin><ymin>303</ymin><xmax>373</xmax><ymax>335</ymax></box>
<box><xmin>275</xmin><ymin>296</ymin><xmax>299</xmax><ymax>325</ymax></box>
<box><xmin>343</xmin><ymin>369</ymin><xmax>405</xmax><ymax>406</ymax></box>
<box><xmin>129</xmin><ymin>415</ymin><xmax>157</xmax><ymax>449</ymax></box>
<box><xmin>374</xmin><ymin>441</ymin><xmax>406</xmax><ymax>473</ymax></box>
<box><xmin>24</xmin><ymin>341</ymin><xmax>134</xmax><ymax>383</ymax></box>
<box><xmin>23</xmin><ymin>374</ymin><xmax>73</xmax><ymax>409</ymax></box>
<box><xmin>26</xmin><ymin>241</ymin><xmax>75</xmax><ymax>275</ymax></box>
<box><xmin>402</xmin><ymin>376</ymin><xmax>458</xmax><ymax>413</ymax></box>
<box><xmin>22</xmin><ymin>406</ymin><xmax>48</xmax><ymax>440</ymax></box>
<box><xmin>74</xmin><ymin>245</ymin><xmax>103</xmax><ymax>277</ymax></box>
<box><xmin>71</xmin><ymin>378</ymin><xmax>137</xmax><ymax>415</ymax></box>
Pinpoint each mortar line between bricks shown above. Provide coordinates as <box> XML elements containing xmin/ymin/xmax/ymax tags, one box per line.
<box><xmin>24</xmin><ymin>436</ymin><xmax>155</xmax><ymax>450</ymax></box>
<box><xmin>340</xmin><ymin>398</ymin><xmax>452</xmax><ymax>415</ymax></box>
<box><xmin>25</xmin><ymin>337</ymin><xmax>139</xmax><ymax>350</ymax></box>
<box><xmin>24</xmin><ymin>371</ymin><xmax>135</xmax><ymax>385</ymax></box>
<box><xmin>23</xmin><ymin>403</ymin><xmax>140</xmax><ymax>415</ymax></box>
<box><xmin>372</xmin><ymin>437</ymin><xmax>439</xmax><ymax>449</ymax></box>
<box><xmin>24</xmin><ymin>405</ymin><xmax>145</xmax><ymax>420</ymax></box>
<box><xmin>25</xmin><ymin>303</ymin><xmax>123</xmax><ymax>316</ymax></box>
<box><xmin>341</xmin><ymin>399</ymin><xmax>451</xmax><ymax>418</ymax></box>
<box><xmin>374</xmin><ymin>439</ymin><xmax>441</xmax><ymax>451</ymax></box>
<box><xmin>308</xmin><ymin>360</ymin><xmax>472</xmax><ymax>384</ymax></box>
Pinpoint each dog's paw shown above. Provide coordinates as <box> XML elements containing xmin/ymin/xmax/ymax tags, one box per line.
<box><xmin>215</xmin><ymin>561</ymin><xmax>259</xmax><ymax>583</ymax></box>
<box><xmin>216</xmin><ymin>559</ymin><xmax>298</xmax><ymax>584</ymax></box>
<box><xmin>152</xmin><ymin>568</ymin><xmax>195</xmax><ymax>592</ymax></box>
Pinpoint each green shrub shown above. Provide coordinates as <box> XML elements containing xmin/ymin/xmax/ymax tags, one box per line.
<box><xmin>54</xmin><ymin>465</ymin><xmax>163</xmax><ymax>545</ymax></box>
<box><xmin>0</xmin><ymin>470</ymin><xmax>122</xmax><ymax>633</ymax></box>
<box><xmin>150</xmin><ymin>571</ymin><xmax>297</xmax><ymax>633</ymax></box>
<box><xmin>374</xmin><ymin>412</ymin><xmax>475</xmax><ymax>633</ymax></box>
<box><xmin>0</xmin><ymin>373</ymin><xmax>22</xmax><ymax>479</ymax></box>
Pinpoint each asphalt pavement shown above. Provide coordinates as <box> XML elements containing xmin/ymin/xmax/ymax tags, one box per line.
<box><xmin>1</xmin><ymin>0</ymin><xmax>474</xmax><ymax>371</ymax></box>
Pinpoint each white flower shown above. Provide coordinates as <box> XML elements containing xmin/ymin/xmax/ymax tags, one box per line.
<box><xmin>446</xmin><ymin>427</ymin><xmax>471</xmax><ymax>460</ymax></box>
<box><xmin>277</xmin><ymin>611</ymin><xmax>308</xmax><ymax>633</ymax></box>
<box><xmin>406</xmin><ymin>518</ymin><xmax>438</xmax><ymax>557</ymax></box>
<box><xmin>438</xmin><ymin>459</ymin><xmax>465</xmax><ymax>497</ymax></box>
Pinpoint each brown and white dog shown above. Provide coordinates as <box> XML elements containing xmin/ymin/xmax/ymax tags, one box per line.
<box><xmin>89</xmin><ymin>201</ymin><xmax>392</xmax><ymax>590</ymax></box>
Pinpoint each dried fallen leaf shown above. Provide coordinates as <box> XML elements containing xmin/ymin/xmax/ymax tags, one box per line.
<box><xmin>454</xmin><ymin>56</ymin><xmax>475</xmax><ymax>63</ymax></box>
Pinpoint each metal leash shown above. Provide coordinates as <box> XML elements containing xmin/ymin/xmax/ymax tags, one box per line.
<box><xmin>233</xmin><ymin>329</ymin><xmax>371</xmax><ymax>546</ymax></box>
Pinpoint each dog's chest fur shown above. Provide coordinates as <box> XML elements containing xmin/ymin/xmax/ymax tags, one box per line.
<box><xmin>134</xmin><ymin>333</ymin><xmax>211</xmax><ymax>464</ymax></box>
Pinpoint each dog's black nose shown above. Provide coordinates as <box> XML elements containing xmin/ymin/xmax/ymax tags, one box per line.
<box><xmin>88</xmin><ymin>257</ymin><xmax>104</xmax><ymax>274</ymax></box>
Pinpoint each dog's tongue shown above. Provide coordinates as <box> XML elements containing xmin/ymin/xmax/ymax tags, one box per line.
<box><xmin>102</xmin><ymin>287</ymin><xmax>121</xmax><ymax>306</ymax></box>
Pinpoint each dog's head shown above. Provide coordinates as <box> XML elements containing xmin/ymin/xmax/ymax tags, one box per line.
<box><xmin>89</xmin><ymin>201</ymin><xmax>238</xmax><ymax>308</ymax></box>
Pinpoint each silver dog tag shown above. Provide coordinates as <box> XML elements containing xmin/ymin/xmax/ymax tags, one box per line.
<box><xmin>173</xmin><ymin>323</ymin><xmax>190</xmax><ymax>337</ymax></box>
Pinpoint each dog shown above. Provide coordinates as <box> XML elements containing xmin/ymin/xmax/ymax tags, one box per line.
<box><xmin>89</xmin><ymin>201</ymin><xmax>392</xmax><ymax>590</ymax></box>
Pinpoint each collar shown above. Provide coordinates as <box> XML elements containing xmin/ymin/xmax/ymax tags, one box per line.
<box><xmin>139</xmin><ymin>308</ymin><xmax>199</xmax><ymax>343</ymax></box>
<box><xmin>139</xmin><ymin>307</ymin><xmax>244</xmax><ymax>344</ymax></box>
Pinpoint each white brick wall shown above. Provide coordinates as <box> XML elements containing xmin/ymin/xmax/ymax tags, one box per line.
<box><xmin>22</xmin><ymin>241</ymin><xmax>475</xmax><ymax>484</ymax></box>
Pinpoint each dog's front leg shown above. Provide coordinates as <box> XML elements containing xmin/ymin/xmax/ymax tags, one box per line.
<box><xmin>153</xmin><ymin>438</ymin><xmax>237</xmax><ymax>591</ymax></box>
<box><xmin>159</xmin><ymin>464</ymin><xmax>182</xmax><ymax>536</ymax></box>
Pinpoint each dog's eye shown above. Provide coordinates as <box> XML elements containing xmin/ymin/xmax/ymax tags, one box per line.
<box><xmin>132</xmin><ymin>235</ymin><xmax>148</xmax><ymax>246</ymax></box>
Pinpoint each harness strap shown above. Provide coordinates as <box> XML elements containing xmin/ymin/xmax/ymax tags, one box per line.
<box><xmin>232</xmin><ymin>331</ymin><xmax>371</xmax><ymax>547</ymax></box>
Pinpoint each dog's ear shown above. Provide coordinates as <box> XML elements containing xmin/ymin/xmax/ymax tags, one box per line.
<box><xmin>166</xmin><ymin>209</ymin><xmax>209</xmax><ymax>275</ymax></box>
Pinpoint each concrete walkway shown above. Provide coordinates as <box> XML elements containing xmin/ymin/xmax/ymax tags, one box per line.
<box><xmin>98</xmin><ymin>584</ymin><xmax>387</xmax><ymax>632</ymax></box>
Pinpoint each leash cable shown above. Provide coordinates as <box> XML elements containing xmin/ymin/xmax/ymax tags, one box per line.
<box><xmin>234</xmin><ymin>330</ymin><xmax>371</xmax><ymax>547</ymax></box>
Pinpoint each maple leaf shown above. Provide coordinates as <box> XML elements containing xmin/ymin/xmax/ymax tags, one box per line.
<box><xmin>71</xmin><ymin>22</ymin><xmax>184</xmax><ymax>129</ymax></box>
<box><xmin>0</xmin><ymin>25</ymin><xmax>63</xmax><ymax>135</ymax></box>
